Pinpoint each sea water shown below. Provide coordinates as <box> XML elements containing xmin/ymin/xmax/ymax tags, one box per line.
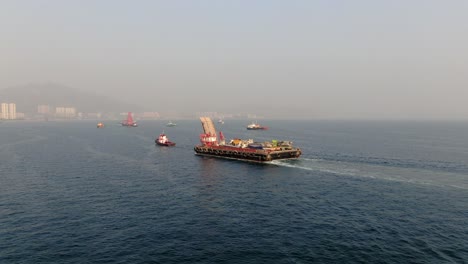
<box><xmin>1</xmin><ymin>120</ymin><xmax>467</xmax><ymax>263</ymax></box>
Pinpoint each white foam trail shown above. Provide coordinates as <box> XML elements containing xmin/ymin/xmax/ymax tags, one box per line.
<box><xmin>271</xmin><ymin>159</ymin><xmax>468</xmax><ymax>190</ymax></box>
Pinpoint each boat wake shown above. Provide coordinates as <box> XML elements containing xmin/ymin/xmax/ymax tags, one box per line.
<box><xmin>271</xmin><ymin>158</ymin><xmax>468</xmax><ymax>190</ymax></box>
<box><xmin>0</xmin><ymin>135</ymin><xmax>47</xmax><ymax>151</ymax></box>
<box><xmin>66</xmin><ymin>135</ymin><xmax>165</xmax><ymax>173</ymax></box>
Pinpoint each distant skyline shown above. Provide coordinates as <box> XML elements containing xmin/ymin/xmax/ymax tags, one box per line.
<box><xmin>1</xmin><ymin>1</ymin><xmax>467</xmax><ymax>119</ymax></box>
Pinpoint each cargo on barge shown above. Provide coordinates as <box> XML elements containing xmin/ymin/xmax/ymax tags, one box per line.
<box><xmin>194</xmin><ymin>117</ymin><xmax>301</xmax><ymax>162</ymax></box>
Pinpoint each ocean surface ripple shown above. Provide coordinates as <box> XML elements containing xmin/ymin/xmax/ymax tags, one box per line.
<box><xmin>1</xmin><ymin>120</ymin><xmax>467</xmax><ymax>263</ymax></box>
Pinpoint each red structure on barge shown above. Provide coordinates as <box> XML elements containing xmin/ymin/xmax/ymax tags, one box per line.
<box><xmin>194</xmin><ymin>117</ymin><xmax>301</xmax><ymax>163</ymax></box>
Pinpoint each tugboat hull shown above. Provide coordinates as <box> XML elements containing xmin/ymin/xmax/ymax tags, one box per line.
<box><xmin>156</xmin><ymin>141</ymin><xmax>175</xmax><ymax>147</ymax></box>
<box><xmin>122</xmin><ymin>123</ymin><xmax>138</xmax><ymax>127</ymax></box>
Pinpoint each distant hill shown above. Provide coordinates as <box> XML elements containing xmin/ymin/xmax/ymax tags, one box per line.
<box><xmin>0</xmin><ymin>83</ymin><xmax>146</xmax><ymax>114</ymax></box>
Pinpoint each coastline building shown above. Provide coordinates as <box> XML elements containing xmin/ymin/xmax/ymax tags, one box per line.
<box><xmin>140</xmin><ymin>112</ymin><xmax>160</xmax><ymax>119</ymax></box>
<box><xmin>55</xmin><ymin>107</ymin><xmax>77</xmax><ymax>119</ymax></box>
<box><xmin>1</xmin><ymin>103</ymin><xmax>17</xmax><ymax>119</ymax></box>
<box><xmin>86</xmin><ymin>112</ymin><xmax>102</xmax><ymax>119</ymax></box>
<box><xmin>1</xmin><ymin>103</ymin><xmax>8</xmax><ymax>119</ymax></box>
<box><xmin>8</xmin><ymin>103</ymin><xmax>16</xmax><ymax>119</ymax></box>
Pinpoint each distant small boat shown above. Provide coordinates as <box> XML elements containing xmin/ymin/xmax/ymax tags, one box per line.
<box><xmin>122</xmin><ymin>112</ymin><xmax>138</xmax><ymax>127</ymax></box>
<box><xmin>155</xmin><ymin>133</ymin><xmax>176</xmax><ymax>146</ymax></box>
<box><xmin>246</xmin><ymin>121</ymin><xmax>268</xmax><ymax>130</ymax></box>
<box><xmin>166</xmin><ymin>121</ymin><xmax>176</xmax><ymax>127</ymax></box>
<box><xmin>218</xmin><ymin>119</ymin><xmax>224</xmax><ymax>124</ymax></box>
<box><xmin>97</xmin><ymin>122</ymin><xmax>104</xmax><ymax>128</ymax></box>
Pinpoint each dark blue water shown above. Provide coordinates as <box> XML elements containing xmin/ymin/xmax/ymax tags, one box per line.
<box><xmin>1</xmin><ymin>120</ymin><xmax>467</xmax><ymax>263</ymax></box>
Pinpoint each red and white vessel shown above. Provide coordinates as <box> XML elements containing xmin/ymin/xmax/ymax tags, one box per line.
<box><xmin>155</xmin><ymin>133</ymin><xmax>176</xmax><ymax>147</ymax></box>
<box><xmin>121</xmin><ymin>112</ymin><xmax>138</xmax><ymax>127</ymax></box>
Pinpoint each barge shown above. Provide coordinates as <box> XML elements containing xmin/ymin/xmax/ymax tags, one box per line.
<box><xmin>194</xmin><ymin>117</ymin><xmax>301</xmax><ymax>162</ymax></box>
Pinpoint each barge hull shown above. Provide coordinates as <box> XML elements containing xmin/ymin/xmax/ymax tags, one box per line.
<box><xmin>194</xmin><ymin>146</ymin><xmax>301</xmax><ymax>163</ymax></box>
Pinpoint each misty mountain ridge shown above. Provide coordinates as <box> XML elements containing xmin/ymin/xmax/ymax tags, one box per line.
<box><xmin>0</xmin><ymin>83</ymin><xmax>146</xmax><ymax>114</ymax></box>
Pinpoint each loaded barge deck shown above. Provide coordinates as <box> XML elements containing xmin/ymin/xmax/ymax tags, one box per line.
<box><xmin>194</xmin><ymin>117</ymin><xmax>301</xmax><ymax>163</ymax></box>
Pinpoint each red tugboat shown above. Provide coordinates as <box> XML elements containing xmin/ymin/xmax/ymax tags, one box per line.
<box><xmin>155</xmin><ymin>133</ymin><xmax>176</xmax><ymax>147</ymax></box>
<box><xmin>121</xmin><ymin>112</ymin><xmax>138</xmax><ymax>127</ymax></box>
<box><xmin>194</xmin><ymin>117</ymin><xmax>301</xmax><ymax>163</ymax></box>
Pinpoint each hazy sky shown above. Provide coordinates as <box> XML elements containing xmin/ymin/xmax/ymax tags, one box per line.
<box><xmin>1</xmin><ymin>1</ymin><xmax>467</xmax><ymax>119</ymax></box>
